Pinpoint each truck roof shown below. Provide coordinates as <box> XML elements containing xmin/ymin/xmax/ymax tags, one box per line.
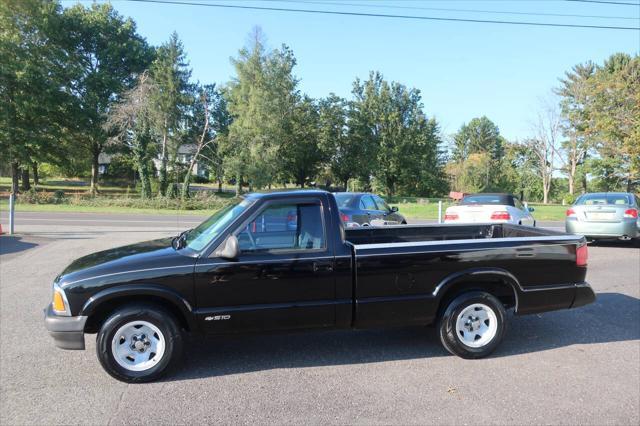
<box><xmin>245</xmin><ymin>189</ymin><xmax>329</xmax><ymax>200</ymax></box>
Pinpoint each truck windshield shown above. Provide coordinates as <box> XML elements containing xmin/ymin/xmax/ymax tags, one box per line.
<box><xmin>184</xmin><ymin>199</ymin><xmax>253</xmax><ymax>251</ymax></box>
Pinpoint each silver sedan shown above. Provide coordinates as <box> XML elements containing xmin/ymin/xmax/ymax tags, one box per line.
<box><xmin>565</xmin><ymin>192</ymin><xmax>640</xmax><ymax>241</ymax></box>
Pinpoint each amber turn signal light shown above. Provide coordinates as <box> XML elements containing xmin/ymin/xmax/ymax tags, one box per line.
<box><xmin>52</xmin><ymin>290</ymin><xmax>66</xmax><ymax>313</ymax></box>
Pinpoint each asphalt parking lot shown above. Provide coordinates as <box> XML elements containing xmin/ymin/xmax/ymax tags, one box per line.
<box><xmin>1</xmin><ymin>212</ymin><xmax>638</xmax><ymax>425</ymax></box>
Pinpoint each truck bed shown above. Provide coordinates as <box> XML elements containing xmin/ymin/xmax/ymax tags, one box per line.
<box><xmin>344</xmin><ymin>223</ymin><xmax>566</xmax><ymax>245</ymax></box>
<box><xmin>344</xmin><ymin>223</ymin><xmax>588</xmax><ymax>327</ymax></box>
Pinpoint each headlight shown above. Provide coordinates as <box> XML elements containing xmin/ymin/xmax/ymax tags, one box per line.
<box><xmin>52</xmin><ymin>283</ymin><xmax>71</xmax><ymax>316</ymax></box>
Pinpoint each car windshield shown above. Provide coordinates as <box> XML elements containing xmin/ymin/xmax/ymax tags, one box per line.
<box><xmin>334</xmin><ymin>194</ymin><xmax>355</xmax><ymax>208</ymax></box>
<box><xmin>461</xmin><ymin>195</ymin><xmax>512</xmax><ymax>206</ymax></box>
<box><xmin>575</xmin><ymin>194</ymin><xmax>631</xmax><ymax>206</ymax></box>
<box><xmin>184</xmin><ymin>199</ymin><xmax>253</xmax><ymax>251</ymax></box>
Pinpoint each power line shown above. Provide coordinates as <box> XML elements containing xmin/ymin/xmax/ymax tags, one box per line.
<box><xmin>566</xmin><ymin>0</ymin><xmax>640</xmax><ymax>6</ymax></box>
<box><xmin>127</xmin><ymin>0</ymin><xmax>640</xmax><ymax>31</ymax></box>
<box><xmin>271</xmin><ymin>0</ymin><xmax>638</xmax><ymax>20</ymax></box>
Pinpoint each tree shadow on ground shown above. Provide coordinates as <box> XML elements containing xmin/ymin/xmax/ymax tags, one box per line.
<box><xmin>0</xmin><ymin>235</ymin><xmax>38</xmax><ymax>256</ymax></box>
<box><xmin>589</xmin><ymin>239</ymin><xmax>639</xmax><ymax>249</ymax></box>
<box><xmin>165</xmin><ymin>292</ymin><xmax>639</xmax><ymax>382</ymax></box>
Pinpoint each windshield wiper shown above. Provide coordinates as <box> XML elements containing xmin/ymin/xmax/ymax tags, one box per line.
<box><xmin>172</xmin><ymin>229</ymin><xmax>191</xmax><ymax>250</ymax></box>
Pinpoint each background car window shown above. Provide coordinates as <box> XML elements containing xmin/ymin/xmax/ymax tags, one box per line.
<box><xmin>360</xmin><ymin>195</ymin><xmax>377</xmax><ymax>210</ymax></box>
<box><xmin>576</xmin><ymin>194</ymin><xmax>631</xmax><ymax>206</ymax></box>
<box><xmin>461</xmin><ymin>195</ymin><xmax>513</xmax><ymax>206</ymax></box>
<box><xmin>514</xmin><ymin>198</ymin><xmax>524</xmax><ymax>209</ymax></box>
<box><xmin>237</xmin><ymin>203</ymin><xmax>325</xmax><ymax>252</ymax></box>
<box><xmin>373</xmin><ymin>196</ymin><xmax>390</xmax><ymax>211</ymax></box>
<box><xmin>334</xmin><ymin>194</ymin><xmax>355</xmax><ymax>208</ymax></box>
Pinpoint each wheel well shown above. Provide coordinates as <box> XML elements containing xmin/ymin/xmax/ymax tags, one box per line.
<box><xmin>436</xmin><ymin>279</ymin><xmax>517</xmax><ymax>318</ymax></box>
<box><xmin>83</xmin><ymin>295</ymin><xmax>191</xmax><ymax>334</ymax></box>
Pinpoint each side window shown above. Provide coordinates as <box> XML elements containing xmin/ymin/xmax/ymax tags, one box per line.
<box><xmin>514</xmin><ymin>198</ymin><xmax>524</xmax><ymax>209</ymax></box>
<box><xmin>237</xmin><ymin>202</ymin><xmax>325</xmax><ymax>253</ymax></box>
<box><xmin>361</xmin><ymin>196</ymin><xmax>377</xmax><ymax>211</ymax></box>
<box><xmin>373</xmin><ymin>196</ymin><xmax>390</xmax><ymax>212</ymax></box>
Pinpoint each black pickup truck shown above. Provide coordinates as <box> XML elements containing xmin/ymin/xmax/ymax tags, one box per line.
<box><xmin>45</xmin><ymin>190</ymin><xmax>595</xmax><ymax>382</ymax></box>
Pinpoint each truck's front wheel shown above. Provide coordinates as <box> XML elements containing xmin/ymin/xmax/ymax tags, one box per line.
<box><xmin>96</xmin><ymin>304</ymin><xmax>183</xmax><ymax>383</ymax></box>
<box><xmin>438</xmin><ymin>291</ymin><xmax>507</xmax><ymax>359</ymax></box>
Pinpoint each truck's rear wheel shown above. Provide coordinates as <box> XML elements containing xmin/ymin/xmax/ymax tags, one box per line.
<box><xmin>438</xmin><ymin>291</ymin><xmax>507</xmax><ymax>359</ymax></box>
<box><xmin>96</xmin><ymin>304</ymin><xmax>183</xmax><ymax>383</ymax></box>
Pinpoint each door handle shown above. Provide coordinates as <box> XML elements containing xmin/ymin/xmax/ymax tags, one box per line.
<box><xmin>313</xmin><ymin>262</ymin><xmax>334</xmax><ymax>272</ymax></box>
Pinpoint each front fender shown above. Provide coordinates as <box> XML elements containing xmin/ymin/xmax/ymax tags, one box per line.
<box><xmin>80</xmin><ymin>284</ymin><xmax>197</xmax><ymax>331</ymax></box>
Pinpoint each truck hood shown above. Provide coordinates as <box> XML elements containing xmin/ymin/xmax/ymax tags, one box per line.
<box><xmin>57</xmin><ymin>237</ymin><xmax>194</xmax><ymax>288</ymax></box>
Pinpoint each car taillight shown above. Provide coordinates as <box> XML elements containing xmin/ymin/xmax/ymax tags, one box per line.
<box><xmin>576</xmin><ymin>244</ymin><xmax>588</xmax><ymax>266</ymax></box>
<box><xmin>624</xmin><ymin>208</ymin><xmax>638</xmax><ymax>219</ymax></box>
<box><xmin>490</xmin><ymin>211</ymin><xmax>511</xmax><ymax>220</ymax></box>
<box><xmin>566</xmin><ymin>208</ymin><xmax>577</xmax><ymax>217</ymax></box>
<box><xmin>444</xmin><ymin>213</ymin><xmax>459</xmax><ymax>221</ymax></box>
<box><xmin>340</xmin><ymin>213</ymin><xmax>350</xmax><ymax>223</ymax></box>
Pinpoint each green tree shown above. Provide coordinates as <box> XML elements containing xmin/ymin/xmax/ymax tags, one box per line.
<box><xmin>349</xmin><ymin>72</ymin><xmax>444</xmax><ymax>196</ymax></box>
<box><xmin>450</xmin><ymin>116</ymin><xmax>505</xmax><ymax>191</ymax></box>
<box><xmin>180</xmin><ymin>84</ymin><xmax>231</xmax><ymax>197</ymax></box>
<box><xmin>555</xmin><ymin>62</ymin><xmax>595</xmax><ymax>195</ymax></box>
<box><xmin>222</xmin><ymin>28</ymin><xmax>298</xmax><ymax>195</ymax></box>
<box><xmin>105</xmin><ymin>73</ymin><xmax>156</xmax><ymax>198</ymax></box>
<box><xmin>62</xmin><ymin>2</ymin><xmax>152</xmax><ymax>193</ymax></box>
<box><xmin>317</xmin><ymin>94</ymin><xmax>358</xmax><ymax>189</ymax></box>
<box><xmin>280</xmin><ymin>96</ymin><xmax>323</xmax><ymax>187</ymax></box>
<box><xmin>0</xmin><ymin>0</ymin><xmax>74</xmax><ymax>193</ymax></box>
<box><xmin>587</xmin><ymin>53</ymin><xmax>639</xmax><ymax>191</ymax></box>
<box><xmin>150</xmin><ymin>32</ymin><xmax>192</xmax><ymax>196</ymax></box>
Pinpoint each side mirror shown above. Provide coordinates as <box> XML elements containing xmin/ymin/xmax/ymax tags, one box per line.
<box><xmin>528</xmin><ymin>207</ymin><xmax>535</xmax><ymax>212</ymax></box>
<box><xmin>214</xmin><ymin>235</ymin><xmax>239</xmax><ymax>260</ymax></box>
<box><xmin>390</xmin><ymin>206</ymin><xmax>399</xmax><ymax>213</ymax></box>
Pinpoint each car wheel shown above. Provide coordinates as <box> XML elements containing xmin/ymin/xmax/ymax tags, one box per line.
<box><xmin>438</xmin><ymin>291</ymin><xmax>507</xmax><ymax>359</ymax></box>
<box><xmin>96</xmin><ymin>304</ymin><xmax>183</xmax><ymax>383</ymax></box>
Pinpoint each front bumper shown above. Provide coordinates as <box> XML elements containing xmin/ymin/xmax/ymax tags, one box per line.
<box><xmin>565</xmin><ymin>218</ymin><xmax>639</xmax><ymax>238</ymax></box>
<box><xmin>44</xmin><ymin>304</ymin><xmax>87</xmax><ymax>350</ymax></box>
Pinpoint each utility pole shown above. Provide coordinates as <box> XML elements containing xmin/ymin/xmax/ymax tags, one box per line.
<box><xmin>9</xmin><ymin>192</ymin><xmax>15</xmax><ymax>235</ymax></box>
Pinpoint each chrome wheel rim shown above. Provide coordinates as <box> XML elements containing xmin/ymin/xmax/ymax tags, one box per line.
<box><xmin>455</xmin><ymin>303</ymin><xmax>498</xmax><ymax>348</ymax></box>
<box><xmin>111</xmin><ymin>321</ymin><xmax>165</xmax><ymax>372</ymax></box>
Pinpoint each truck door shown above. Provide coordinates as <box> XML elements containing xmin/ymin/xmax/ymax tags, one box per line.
<box><xmin>194</xmin><ymin>196</ymin><xmax>336</xmax><ymax>333</ymax></box>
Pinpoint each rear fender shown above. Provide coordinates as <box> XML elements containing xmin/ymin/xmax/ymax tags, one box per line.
<box><xmin>433</xmin><ymin>268</ymin><xmax>522</xmax><ymax>313</ymax></box>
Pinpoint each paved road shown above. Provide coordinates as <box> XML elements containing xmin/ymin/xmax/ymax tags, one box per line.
<box><xmin>0</xmin><ymin>210</ymin><xmax>566</xmax><ymax>231</ymax></box>
<box><xmin>0</xmin><ymin>216</ymin><xmax>638</xmax><ymax>425</ymax></box>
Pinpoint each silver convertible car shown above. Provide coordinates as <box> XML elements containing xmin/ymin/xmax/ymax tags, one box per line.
<box><xmin>565</xmin><ymin>192</ymin><xmax>640</xmax><ymax>242</ymax></box>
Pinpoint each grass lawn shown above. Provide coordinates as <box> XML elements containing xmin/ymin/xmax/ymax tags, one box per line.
<box><xmin>0</xmin><ymin>200</ymin><xmax>213</xmax><ymax>216</ymax></box>
<box><xmin>0</xmin><ymin>177</ymin><xmax>568</xmax><ymax>221</ymax></box>
<box><xmin>1</xmin><ymin>199</ymin><xmax>568</xmax><ymax>221</ymax></box>
<box><xmin>0</xmin><ymin>176</ymin><xmax>133</xmax><ymax>195</ymax></box>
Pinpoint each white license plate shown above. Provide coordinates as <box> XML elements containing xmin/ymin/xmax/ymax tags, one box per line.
<box><xmin>588</xmin><ymin>212</ymin><xmax>615</xmax><ymax>220</ymax></box>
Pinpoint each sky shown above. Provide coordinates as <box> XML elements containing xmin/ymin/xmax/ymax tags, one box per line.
<box><xmin>66</xmin><ymin>0</ymin><xmax>639</xmax><ymax>142</ymax></box>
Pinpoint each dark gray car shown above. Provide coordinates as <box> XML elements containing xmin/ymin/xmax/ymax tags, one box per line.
<box><xmin>334</xmin><ymin>192</ymin><xmax>407</xmax><ymax>227</ymax></box>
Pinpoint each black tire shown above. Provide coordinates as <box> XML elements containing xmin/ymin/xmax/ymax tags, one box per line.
<box><xmin>438</xmin><ymin>291</ymin><xmax>507</xmax><ymax>359</ymax></box>
<box><xmin>96</xmin><ymin>304</ymin><xmax>183</xmax><ymax>383</ymax></box>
